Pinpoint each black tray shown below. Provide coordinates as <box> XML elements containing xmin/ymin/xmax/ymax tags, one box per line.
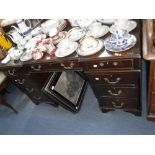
<box><xmin>42</xmin><ymin>71</ymin><xmax>87</xmax><ymax>113</ymax></box>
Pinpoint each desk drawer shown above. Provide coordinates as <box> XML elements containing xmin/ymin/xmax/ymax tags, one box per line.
<box><xmin>87</xmin><ymin>71</ymin><xmax>139</xmax><ymax>85</ymax></box>
<box><xmin>86</xmin><ymin>59</ymin><xmax>133</xmax><ymax>70</ymax></box>
<box><xmin>93</xmin><ymin>85</ymin><xmax>139</xmax><ymax>98</ymax></box>
<box><xmin>98</xmin><ymin>97</ymin><xmax>139</xmax><ymax>110</ymax></box>
<box><xmin>25</xmin><ymin>61</ymin><xmax>81</xmax><ymax>73</ymax></box>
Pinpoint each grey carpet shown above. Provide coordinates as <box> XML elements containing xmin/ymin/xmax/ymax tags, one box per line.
<box><xmin>0</xmin><ymin>60</ymin><xmax>155</xmax><ymax>135</ymax></box>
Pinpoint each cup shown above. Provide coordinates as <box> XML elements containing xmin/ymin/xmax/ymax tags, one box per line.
<box><xmin>113</xmin><ymin>29</ymin><xmax>128</xmax><ymax>40</ymax></box>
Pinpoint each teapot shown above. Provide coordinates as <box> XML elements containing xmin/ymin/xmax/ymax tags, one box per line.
<box><xmin>11</xmin><ymin>19</ymin><xmax>32</xmax><ymax>36</ymax></box>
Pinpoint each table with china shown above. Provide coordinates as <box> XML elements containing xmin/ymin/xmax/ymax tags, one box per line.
<box><xmin>0</xmin><ymin>19</ymin><xmax>142</xmax><ymax>115</ymax></box>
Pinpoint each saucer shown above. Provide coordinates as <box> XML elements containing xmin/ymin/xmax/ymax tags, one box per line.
<box><xmin>87</xmin><ymin>25</ymin><xmax>109</xmax><ymax>38</ymax></box>
<box><xmin>104</xmin><ymin>34</ymin><xmax>137</xmax><ymax>52</ymax></box>
<box><xmin>110</xmin><ymin>20</ymin><xmax>137</xmax><ymax>33</ymax></box>
<box><xmin>77</xmin><ymin>39</ymin><xmax>104</xmax><ymax>56</ymax></box>
<box><xmin>67</xmin><ymin>27</ymin><xmax>86</xmax><ymax>41</ymax></box>
<box><xmin>55</xmin><ymin>39</ymin><xmax>78</xmax><ymax>57</ymax></box>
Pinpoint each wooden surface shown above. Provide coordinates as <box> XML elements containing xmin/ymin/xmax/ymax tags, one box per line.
<box><xmin>0</xmin><ymin>20</ymin><xmax>142</xmax><ymax>115</ymax></box>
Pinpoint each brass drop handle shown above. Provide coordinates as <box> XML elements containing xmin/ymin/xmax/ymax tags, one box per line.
<box><xmin>15</xmin><ymin>79</ymin><xmax>25</xmax><ymax>85</ymax></box>
<box><xmin>112</xmin><ymin>101</ymin><xmax>124</xmax><ymax>109</ymax></box>
<box><xmin>60</xmin><ymin>62</ymin><xmax>74</xmax><ymax>69</ymax></box>
<box><xmin>8</xmin><ymin>68</ymin><xmax>15</xmax><ymax>76</ymax></box>
<box><xmin>108</xmin><ymin>90</ymin><xmax>122</xmax><ymax>96</ymax></box>
<box><xmin>31</xmin><ymin>65</ymin><xmax>42</xmax><ymax>71</ymax></box>
<box><xmin>104</xmin><ymin>77</ymin><xmax>121</xmax><ymax>84</ymax></box>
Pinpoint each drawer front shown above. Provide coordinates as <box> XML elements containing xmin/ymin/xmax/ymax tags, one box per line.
<box><xmin>87</xmin><ymin>71</ymin><xmax>139</xmax><ymax>85</ymax></box>
<box><xmin>25</xmin><ymin>61</ymin><xmax>81</xmax><ymax>73</ymax></box>
<box><xmin>98</xmin><ymin>97</ymin><xmax>140</xmax><ymax>110</ymax></box>
<box><xmin>3</xmin><ymin>67</ymin><xmax>26</xmax><ymax>76</ymax></box>
<box><xmin>86</xmin><ymin>59</ymin><xmax>133</xmax><ymax>70</ymax></box>
<box><xmin>93</xmin><ymin>85</ymin><xmax>139</xmax><ymax>97</ymax></box>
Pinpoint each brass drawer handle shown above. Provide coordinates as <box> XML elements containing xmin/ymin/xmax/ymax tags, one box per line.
<box><xmin>8</xmin><ymin>68</ymin><xmax>15</xmax><ymax>76</ymax></box>
<box><xmin>104</xmin><ymin>77</ymin><xmax>121</xmax><ymax>84</ymax></box>
<box><xmin>113</xmin><ymin>62</ymin><xmax>119</xmax><ymax>66</ymax></box>
<box><xmin>112</xmin><ymin>101</ymin><xmax>124</xmax><ymax>109</ymax></box>
<box><xmin>31</xmin><ymin>65</ymin><xmax>42</xmax><ymax>71</ymax></box>
<box><xmin>60</xmin><ymin>62</ymin><xmax>74</xmax><ymax>69</ymax></box>
<box><xmin>25</xmin><ymin>87</ymin><xmax>34</xmax><ymax>92</ymax></box>
<box><xmin>15</xmin><ymin>79</ymin><xmax>25</xmax><ymax>85</ymax></box>
<box><xmin>108</xmin><ymin>90</ymin><xmax>122</xmax><ymax>96</ymax></box>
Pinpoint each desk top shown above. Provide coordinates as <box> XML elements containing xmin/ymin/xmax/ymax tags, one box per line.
<box><xmin>0</xmin><ymin>20</ymin><xmax>142</xmax><ymax>69</ymax></box>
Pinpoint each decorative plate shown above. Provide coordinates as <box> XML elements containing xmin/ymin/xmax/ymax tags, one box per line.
<box><xmin>55</xmin><ymin>39</ymin><xmax>78</xmax><ymax>57</ymax></box>
<box><xmin>20</xmin><ymin>51</ymin><xmax>33</xmax><ymax>61</ymax></box>
<box><xmin>86</xmin><ymin>25</ymin><xmax>109</xmax><ymax>38</ymax></box>
<box><xmin>67</xmin><ymin>27</ymin><xmax>86</xmax><ymax>41</ymax></box>
<box><xmin>104</xmin><ymin>34</ymin><xmax>137</xmax><ymax>52</ymax></box>
<box><xmin>77</xmin><ymin>39</ymin><xmax>104</xmax><ymax>56</ymax></box>
<box><xmin>76</xmin><ymin>19</ymin><xmax>96</xmax><ymax>28</ymax></box>
<box><xmin>110</xmin><ymin>20</ymin><xmax>137</xmax><ymax>33</ymax></box>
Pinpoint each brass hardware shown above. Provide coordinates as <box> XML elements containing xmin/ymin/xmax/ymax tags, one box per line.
<box><xmin>99</xmin><ymin>62</ymin><xmax>104</xmax><ymax>66</ymax></box>
<box><xmin>112</xmin><ymin>101</ymin><xmax>124</xmax><ymax>108</ymax></box>
<box><xmin>93</xmin><ymin>64</ymin><xmax>98</xmax><ymax>68</ymax></box>
<box><xmin>95</xmin><ymin>77</ymin><xmax>100</xmax><ymax>81</ymax></box>
<box><xmin>104</xmin><ymin>77</ymin><xmax>121</xmax><ymax>84</ymax></box>
<box><xmin>113</xmin><ymin>62</ymin><xmax>118</xmax><ymax>66</ymax></box>
<box><xmin>31</xmin><ymin>65</ymin><xmax>42</xmax><ymax>71</ymax></box>
<box><xmin>108</xmin><ymin>89</ymin><xmax>122</xmax><ymax>96</ymax></box>
<box><xmin>8</xmin><ymin>68</ymin><xmax>15</xmax><ymax>75</ymax></box>
<box><xmin>60</xmin><ymin>62</ymin><xmax>74</xmax><ymax>69</ymax></box>
<box><xmin>15</xmin><ymin>79</ymin><xmax>25</xmax><ymax>85</ymax></box>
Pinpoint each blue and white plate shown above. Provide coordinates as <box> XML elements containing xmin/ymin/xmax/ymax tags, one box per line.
<box><xmin>104</xmin><ymin>34</ymin><xmax>137</xmax><ymax>52</ymax></box>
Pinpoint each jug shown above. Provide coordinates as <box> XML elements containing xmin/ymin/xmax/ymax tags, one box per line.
<box><xmin>7</xmin><ymin>30</ymin><xmax>26</xmax><ymax>45</ymax></box>
<box><xmin>0</xmin><ymin>34</ymin><xmax>13</xmax><ymax>50</ymax></box>
<box><xmin>11</xmin><ymin>19</ymin><xmax>32</xmax><ymax>36</ymax></box>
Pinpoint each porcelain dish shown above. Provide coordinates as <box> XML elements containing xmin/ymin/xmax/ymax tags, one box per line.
<box><xmin>110</xmin><ymin>20</ymin><xmax>137</xmax><ymax>33</ymax></box>
<box><xmin>87</xmin><ymin>25</ymin><xmax>109</xmax><ymax>38</ymax></box>
<box><xmin>67</xmin><ymin>27</ymin><xmax>86</xmax><ymax>41</ymax></box>
<box><xmin>97</xmin><ymin>19</ymin><xmax>115</xmax><ymax>25</ymax></box>
<box><xmin>104</xmin><ymin>34</ymin><xmax>137</xmax><ymax>52</ymax></box>
<box><xmin>55</xmin><ymin>39</ymin><xmax>78</xmax><ymax>57</ymax></box>
<box><xmin>77</xmin><ymin>37</ymin><xmax>104</xmax><ymax>56</ymax></box>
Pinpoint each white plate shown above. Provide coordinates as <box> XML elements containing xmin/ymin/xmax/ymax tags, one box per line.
<box><xmin>77</xmin><ymin>39</ymin><xmax>104</xmax><ymax>56</ymax></box>
<box><xmin>104</xmin><ymin>34</ymin><xmax>137</xmax><ymax>52</ymax></box>
<box><xmin>55</xmin><ymin>40</ymin><xmax>78</xmax><ymax>57</ymax></box>
<box><xmin>110</xmin><ymin>20</ymin><xmax>137</xmax><ymax>33</ymax></box>
<box><xmin>98</xmin><ymin>19</ymin><xmax>115</xmax><ymax>25</ymax></box>
<box><xmin>87</xmin><ymin>25</ymin><xmax>109</xmax><ymax>38</ymax></box>
<box><xmin>20</xmin><ymin>52</ymin><xmax>33</xmax><ymax>61</ymax></box>
<box><xmin>67</xmin><ymin>27</ymin><xmax>86</xmax><ymax>41</ymax></box>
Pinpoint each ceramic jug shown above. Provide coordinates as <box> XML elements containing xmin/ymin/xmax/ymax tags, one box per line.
<box><xmin>11</xmin><ymin>19</ymin><xmax>32</xmax><ymax>36</ymax></box>
<box><xmin>7</xmin><ymin>30</ymin><xmax>25</xmax><ymax>45</ymax></box>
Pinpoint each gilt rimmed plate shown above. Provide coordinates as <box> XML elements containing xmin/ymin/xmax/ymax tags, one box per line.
<box><xmin>67</xmin><ymin>27</ymin><xmax>86</xmax><ymax>41</ymax></box>
<box><xmin>77</xmin><ymin>39</ymin><xmax>104</xmax><ymax>56</ymax></box>
<box><xmin>110</xmin><ymin>20</ymin><xmax>137</xmax><ymax>33</ymax></box>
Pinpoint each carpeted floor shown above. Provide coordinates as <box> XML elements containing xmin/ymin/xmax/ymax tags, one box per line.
<box><xmin>0</xmin><ymin>60</ymin><xmax>155</xmax><ymax>135</ymax></box>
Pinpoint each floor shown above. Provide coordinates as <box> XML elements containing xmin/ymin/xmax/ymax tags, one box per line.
<box><xmin>0</xmin><ymin>60</ymin><xmax>155</xmax><ymax>135</ymax></box>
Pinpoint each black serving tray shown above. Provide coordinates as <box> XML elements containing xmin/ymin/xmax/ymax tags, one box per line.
<box><xmin>42</xmin><ymin>71</ymin><xmax>87</xmax><ymax>113</ymax></box>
